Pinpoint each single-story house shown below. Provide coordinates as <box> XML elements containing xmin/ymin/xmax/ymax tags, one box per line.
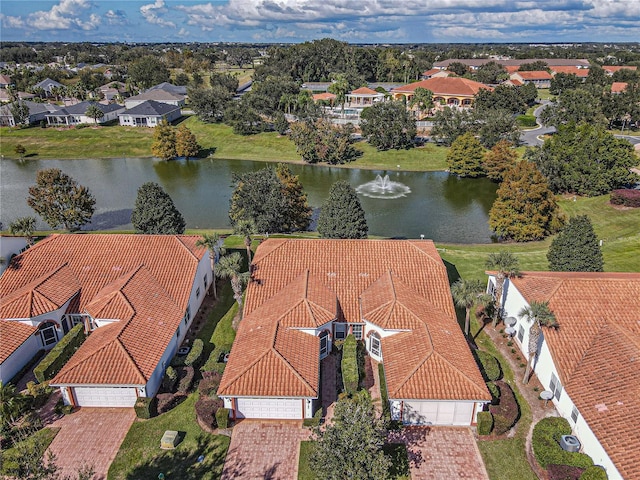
<box><xmin>509</xmin><ymin>71</ymin><xmax>552</xmax><ymax>89</ymax></box>
<box><xmin>611</xmin><ymin>82</ymin><xmax>628</xmax><ymax>94</ymax></box>
<box><xmin>391</xmin><ymin>77</ymin><xmax>492</xmax><ymax>109</ymax></box>
<box><xmin>125</xmin><ymin>88</ymin><xmax>186</xmax><ymax>109</ymax></box>
<box><xmin>218</xmin><ymin>239</ymin><xmax>490</xmax><ymax>424</ymax></box>
<box><xmin>148</xmin><ymin>82</ymin><xmax>187</xmax><ymax>96</ymax></box>
<box><xmin>488</xmin><ymin>271</ymin><xmax>640</xmax><ymax>480</ymax></box>
<box><xmin>345</xmin><ymin>86</ymin><xmax>385</xmax><ymax>107</ymax></box>
<box><xmin>33</xmin><ymin>78</ymin><xmax>64</xmax><ymax>96</ymax></box>
<box><xmin>550</xmin><ymin>66</ymin><xmax>590</xmax><ymax>79</ymax></box>
<box><xmin>0</xmin><ymin>234</ymin><xmax>211</xmax><ymax>407</ymax></box>
<box><xmin>118</xmin><ymin>100</ymin><xmax>182</xmax><ymax>127</ymax></box>
<box><xmin>97</xmin><ymin>81</ymin><xmax>127</xmax><ymax>102</ymax></box>
<box><xmin>0</xmin><ymin>89</ymin><xmax>36</xmax><ymax>102</ymax></box>
<box><xmin>0</xmin><ymin>74</ymin><xmax>13</xmax><ymax>89</ymax></box>
<box><xmin>45</xmin><ymin>101</ymin><xmax>124</xmax><ymax>126</ymax></box>
<box><xmin>421</xmin><ymin>68</ymin><xmax>451</xmax><ymax>80</ymax></box>
<box><xmin>311</xmin><ymin>92</ymin><xmax>336</xmax><ymax>105</ymax></box>
<box><xmin>0</xmin><ymin>100</ymin><xmax>61</xmax><ymax>127</ymax></box>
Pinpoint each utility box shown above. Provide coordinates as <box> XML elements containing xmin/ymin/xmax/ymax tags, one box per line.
<box><xmin>161</xmin><ymin>430</ymin><xmax>179</xmax><ymax>449</ymax></box>
<box><xmin>560</xmin><ymin>435</ymin><xmax>581</xmax><ymax>452</ymax></box>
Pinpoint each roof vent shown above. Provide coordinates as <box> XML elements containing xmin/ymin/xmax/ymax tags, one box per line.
<box><xmin>560</xmin><ymin>435</ymin><xmax>581</xmax><ymax>453</ymax></box>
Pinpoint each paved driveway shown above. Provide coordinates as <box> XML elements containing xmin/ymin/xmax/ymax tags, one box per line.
<box><xmin>389</xmin><ymin>426</ymin><xmax>489</xmax><ymax>480</ymax></box>
<box><xmin>48</xmin><ymin>407</ymin><xmax>135</xmax><ymax>480</ymax></box>
<box><xmin>221</xmin><ymin>420</ymin><xmax>310</xmax><ymax>480</ymax></box>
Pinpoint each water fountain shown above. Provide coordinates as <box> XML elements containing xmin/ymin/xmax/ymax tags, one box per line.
<box><xmin>355</xmin><ymin>174</ymin><xmax>411</xmax><ymax>199</ymax></box>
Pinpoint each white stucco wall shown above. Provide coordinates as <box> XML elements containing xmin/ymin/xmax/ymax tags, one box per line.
<box><xmin>0</xmin><ymin>333</ymin><xmax>41</xmax><ymax>383</ymax></box>
<box><xmin>0</xmin><ymin>236</ymin><xmax>28</xmax><ymax>274</ymax></box>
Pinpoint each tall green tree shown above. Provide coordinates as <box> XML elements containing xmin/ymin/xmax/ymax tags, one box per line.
<box><xmin>310</xmin><ymin>393</ymin><xmax>390</xmax><ymax>480</ymax></box>
<box><xmin>318</xmin><ymin>181</ymin><xmax>368</xmax><ymax>239</ymax></box>
<box><xmin>431</xmin><ymin>107</ymin><xmax>475</xmax><ymax>146</ymax></box>
<box><xmin>447</xmin><ymin>132</ymin><xmax>486</xmax><ymax>178</ymax></box>
<box><xmin>489</xmin><ymin>162</ymin><xmax>564</xmax><ymax>242</ymax></box>
<box><xmin>476</xmin><ymin>108</ymin><xmax>521</xmax><ymax>148</ymax></box>
<box><xmin>289</xmin><ymin>119</ymin><xmax>359</xmax><ymax>165</ymax></box>
<box><xmin>275</xmin><ymin>163</ymin><xmax>312</xmax><ymax>232</ymax></box>
<box><xmin>539</xmin><ymin>89</ymin><xmax>606</xmax><ymax>127</ymax></box>
<box><xmin>485</xmin><ymin>251</ymin><xmax>521</xmax><ymax>326</ymax></box>
<box><xmin>360</xmin><ymin>101</ymin><xmax>416</xmax><ymax>151</ymax></box>
<box><xmin>151</xmin><ymin>120</ymin><xmax>176</xmax><ymax>161</ymax></box>
<box><xmin>328</xmin><ymin>73</ymin><xmax>350</xmax><ymax>112</ymax></box>
<box><xmin>520</xmin><ymin>301</ymin><xmax>558</xmax><ymax>384</ymax></box>
<box><xmin>9</xmin><ymin>216</ymin><xmax>36</xmax><ymax>246</ymax></box>
<box><xmin>84</xmin><ymin>104</ymin><xmax>104</xmax><ymax>124</ymax></box>
<box><xmin>175</xmin><ymin>124</ymin><xmax>200</xmax><ymax>159</ymax></box>
<box><xmin>451</xmin><ymin>279</ymin><xmax>492</xmax><ymax>336</ymax></box>
<box><xmin>408</xmin><ymin>87</ymin><xmax>434</xmax><ymax>118</ymax></box>
<box><xmin>547</xmin><ymin>215</ymin><xmax>604</xmax><ymax>272</ymax></box>
<box><xmin>216</xmin><ymin>252</ymin><xmax>250</xmax><ymax>317</ymax></box>
<box><xmin>188</xmin><ymin>86</ymin><xmax>232</xmax><ymax>123</ymax></box>
<box><xmin>27</xmin><ymin>168</ymin><xmax>96</xmax><ymax>231</ymax></box>
<box><xmin>131</xmin><ymin>182</ymin><xmax>185</xmax><ymax>234</ymax></box>
<box><xmin>483</xmin><ymin>140</ymin><xmax>518</xmax><ymax>182</ymax></box>
<box><xmin>128</xmin><ymin>56</ymin><xmax>170</xmax><ymax>90</ymax></box>
<box><xmin>195</xmin><ymin>232</ymin><xmax>226</xmax><ymax>299</ymax></box>
<box><xmin>9</xmin><ymin>100</ymin><xmax>29</xmax><ymax>125</ymax></box>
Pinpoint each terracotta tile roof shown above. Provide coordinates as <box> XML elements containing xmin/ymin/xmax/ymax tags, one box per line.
<box><xmin>514</xmin><ymin>71</ymin><xmax>552</xmax><ymax>80</ymax></box>
<box><xmin>349</xmin><ymin>87</ymin><xmax>380</xmax><ymax>95</ymax></box>
<box><xmin>507</xmin><ymin>79</ymin><xmax>523</xmax><ymax>86</ymax></box>
<box><xmin>0</xmin><ymin>320</ymin><xmax>37</xmax><ymax>364</ymax></box>
<box><xmin>422</xmin><ymin>68</ymin><xmax>447</xmax><ymax>77</ymax></box>
<box><xmin>504</xmin><ymin>66</ymin><xmax>520</xmax><ymax>74</ymax></box>
<box><xmin>219</xmin><ymin>239</ymin><xmax>489</xmax><ymax>402</ymax></box>
<box><xmin>603</xmin><ymin>65</ymin><xmax>637</xmax><ymax>73</ymax></box>
<box><xmin>611</xmin><ymin>82</ymin><xmax>628</xmax><ymax>93</ymax></box>
<box><xmin>312</xmin><ymin>92</ymin><xmax>335</xmax><ymax>101</ymax></box>
<box><xmin>0</xmin><ymin>234</ymin><xmax>206</xmax><ymax>386</ymax></box>
<box><xmin>392</xmin><ymin>77</ymin><xmax>492</xmax><ymax>97</ymax></box>
<box><xmin>550</xmin><ymin>66</ymin><xmax>590</xmax><ymax>77</ymax></box>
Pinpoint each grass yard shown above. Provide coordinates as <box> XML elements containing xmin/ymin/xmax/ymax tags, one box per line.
<box><xmin>107</xmin><ymin>394</ymin><xmax>230</xmax><ymax>480</ymax></box>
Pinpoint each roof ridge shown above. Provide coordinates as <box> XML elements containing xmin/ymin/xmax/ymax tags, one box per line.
<box><xmin>271</xmin><ymin>323</ymin><xmax>317</xmax><ymax>396</ymax></box>
<box><xmin>115</xmin><ymin>336</ymin><xmax>147</xmax><ymax>383</ymax></box>
<box><xmin>219</xmin><ymin>333</ymin><xmax>274</xmax><ymax>393</ymax></box>
<box><xmin>173</xmin><ymin>236</ymin><xmax>200</xmax><ymax>262</ymax></box>
<box><xmin>432</xmin><ymin>350</ymin><xmax>493</xmax><ymax>398</ymax></box>
<box><xmin>389</xmin><ymin>323</ymin><xmax>434</xmax><ymax>396</ymax></box>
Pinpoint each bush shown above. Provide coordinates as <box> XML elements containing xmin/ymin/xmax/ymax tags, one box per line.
<box><xmin>475</xmin><ymin>350</ymin><xmax>502</xmax><ymax>381</ymax></box>
<box><xmin>134</xmin><ymin>397</ymin><xmax>156</xmax><ymax>419</ymax></box>
<box><xmin>378</xmin><ymin>363</ymin><xmax>390</xmax><ymax>418</ymax></box>
<box><xmin>303</xmin><ymin>407</ymin><xmax>323</xmax><ymax>427</ymax></box>
<box><xmin>610</xmin><ymin>189</ymin><xmax>640</xmax><ymax>207</ymax></box>
<box><xmin>477</xmin><ymin>411</ymin><xmax>493</xmax><ymax>435</ymax></box>
<box><xmin>548</xmin><ymin>464</ymin><xmax>585</xmax><ymax>480</ymax></box>
<box><xmin>341</xmin><ymin>334</ymin><xmax>359</xmax><ymax>396</ymax></box>
<box><xmin>198</xmin><ymin>371</ymin><xmax>222</xmax><ymax>397</ymax></box>
<box><xmin>216</xmin><ymin>407</ymin><xmax>230</xmax><ymax>429</ymax></box>
<box><xmin>580</xmin><ymin>466</ymin><xmax>607</xmax><ymax>480</ymax></box>
<box><xmin>532</xmin><ymin>417</ymin><xmax>593</xmax><ymax>469</ymax></box>
<box><xmin>177</xmin><ymin>366</ymin><xmax>195</xmax><ymax>394</ymax></box>
<box><xmin>201</xmin><ymin>346</ymin><xmax>229</xmax><ymax>373</ymax></box>
<box><xmin>517</xmin><ymin>115</ymin><xmax>538</xmax><ymax>127</ymax></box>
<box><xmin>26</xmin><ymin>381</ymin><xmax>53</xmax><ymax>409</ymax></box>
<box><xmin>162</xmin><ymin>366</ymin><xmax>177</xmax><ymax>392</ymax></box>
<box><xmin>33</xmin><ymin>324</ymin><xmax>85</xmax><ymax>383</ymax></box>
<box><xmin>489</xmin><ymin>381</ymin><xmax>519</xmax><ymax>435</ymax></box>
<box><xmin>195</xmin><ymin>396</ymin><xmax>223</xmax><ymax>430</ymax></box>
<box><xmin>487</xmin><ymin>382</ymin><xmax>500</xmax><ymax>405</ymax></box>
<box><xmin>157</xmin><ymin>393</ymin><xmax>187</xmax><ymax>414</ymax></box>
<box><xmin>184</xmin><ymin>339</ymin><xmax>204</xmax><ymax>368</ymax></box>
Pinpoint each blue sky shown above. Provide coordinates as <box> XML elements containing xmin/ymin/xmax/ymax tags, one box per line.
<box><xmin>1</xmin><ymin>0</ymin><xmax>639</xmax><ymax>44</ymax></box>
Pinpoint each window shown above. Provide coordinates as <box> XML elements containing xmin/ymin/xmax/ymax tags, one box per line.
<box><xmin>203</xmin><ymin>274</ymin><xmax>208</xmax><ymax>289</ymax></box>
<box><xmin>319</xmin><ymin>331</ymin><xmax>329</xmax><ymax>357</ymax></box>
<box><xmin>196</xmin><ymin>287</ymin><xmax>200</xmax><ymax>299</ymax></box>
<box><xmin>517</xmin><ymin>325</ymin><xmax>524</xmax><ymax>342</ymax></box>
<box><xmin>351</xmin><ymin>324</ymin><xmax>363</xmax><ymax>340</ymax></box>
<box><xmin>334</xmin><ymin>323</ymin><xmax>346</xmax><ymax>340</ymax></box>
<box><xmin>184</xmin><ymin>306</ymin><xmax>191</xmax><ymax>325</ymax></box>
<box><xmin>549</xmin><ymin>372</ymin><xmax>563</xmax><ymax>401</ymax></box>
<box><xmin>571</xmin><ymin>406</ymin><xmax>579</xmax><ymax>423</ymax></box>
<box><xmin>369</xmin><ymin>332</ymin><xmax>381</xmax><ymax>357</ymax></box>
<box><xmin>39</xmin><ymin>323</ymin><xmax>58</xmax><ymax>347</ymax></box>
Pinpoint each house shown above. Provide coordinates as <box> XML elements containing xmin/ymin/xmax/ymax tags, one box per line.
<box><xmin>0</xmin><ymin>100</ymin><xmax>61</xmax><ymax>127</ymax></box>
<box><xmin>602</xmin><ymin>65</ymin><xmax>637</xmax><ymax>76</ymax></box>
<box><xmin>421</xmin><ymin>68</ymin><xmax>451</xmax><ymax>80</ymax></box>
<box><xmin>0</xmin><ymin>89</ymin><xmax>36</xmax><ymax>103</ymax></box>
<box><xmin>509</xmin><ymin>71</ymin><xmax>552</xmax><ymax>89</ymax></box>
<box><xmin>0</xmin><ymin>236</ymin><xmax>28</xmax><ymax>276</ymax></box>
<box><xmin>311</xmin><ymin>92</ymin><xmax>336</xmax><ymax>105</ymax></box>
<box><xmin>0</xmin><ymin>74</ymin><xmax>13</xmax><ymax>89</ymax></box>
<box><xmin>345</xmin><ymin>87</ymin><xmax>385</xmax><ymax>107</ymax></box>
<box><xmin>118</xmin><ymin>100</ymin><xmax>182</xmax><ymax>127</ymax></box>
<box><xmin>488</xmin><ymin>271</ymin><xmax>640</xmax><ymax>480</ymax></box>
<box><xmin>45</xmin><ymin>101</ymin><xmax>124</xmax><ymax>126</ymax></box>
<box><xmin>0</xmin><ymin>234</ymin><xmax>211</xmax><ymax>406</ymax></box>
<box><xmin>125</xmin><ymin>87</ymin><xmax>186</xmax><ymax>109</ymax></box>
<box><xmin>33</xmin><ymin>78</ymin><xmax>64</xmax><ymax>96</ymax></box>
<box><xmin>611</xmin><ymin>82</ymin><xmax>628</xmax><ymax>94</ymax></box>
<box><xmin>391</xmin><ymin>77</ymin><xmax>492</xmax><ymax>109</ymax></box>
<box><xmin>148</xmin><ymin>82</ymin><xmax>187</xmax><ymax>96</ymax></box>
<box><xmin>218</xmin><ymin>239</ymin><xmax>490</xmax><ymax>424</ymax></box>
<box><xmin>550</xmin><ymin>66</ymin><xmax>590</xmax><ymax>79</ymax></box>
<box><xmin>97</xmin><ymin>81</ymin><xmax>127</xmax><ymax>102</ymax></box>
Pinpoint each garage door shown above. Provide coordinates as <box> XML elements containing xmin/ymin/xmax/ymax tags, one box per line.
<box><xmin>403</xmin><ymin>401</ymin><xmax>474</xmax><ymax>426</ymax></box>
<box><xmin>73</xmin><ymin>387</ymin><xmax>137</xmax><ymax>407</ymax></box>
<box><xmin>236</xmin><ymin>398</ymin><xmax>302</xmax><ymax>419</ymax></box>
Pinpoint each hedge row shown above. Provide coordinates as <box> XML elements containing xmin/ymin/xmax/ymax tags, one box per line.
<box><xmin>303</xmin><ymin>407</ymin><xmax>323</xmax><ymax>427</ymax></box>
<box><xmin>532</xmin><ymin>417</ymin><xmax>593</xmax><ymax>469</ymax></box>
<box><xmin>34</xmin><ymin>324</ymin><xmax>85</xmax><ymax>383</ymax></box>
<box><xmin>487</xmin><ymin>381</ymin><xmax>500</xmax><ymax>405</ymax></box>
<box><xmin>489</xmin><ymin>381</ymin><xmax>519</xmax><ymax>435</ymax></box>
<box><xmin>475</xmin><ymin>350</ymin><xmax>502</xmax><ymax>381</ymax></box>
<box><xmin>378</xmin><ymin>363</ymin><xmax>390</xmax><ymax>418</ymax></box>
<box><xmin>517</xmin><ymin>114</ymin><xmax>537</xmax><ymax>127</ymax></box>
<box><xmin>134</xmin><ymin>397</ymin><xmax>157</xmax><ymax>419</ymax></box>
<box><xmin>580</xmin><ymin>466</ymin><xmax>608</xmax><ymax>480</ymax></box>
<box><xmin>341</xmin><ymin>334</ymin><xmax>359</xmax><ymax>396</ymax></box>
<box><xmin>177</xmin><ymin>366</ymin><xmax>195</xmax><ymax>394</ymax></box>
<box><xmin>216</xmin><ymin>407</ymin><xmax>230</xmax><ymax>429</ymax></box>
<box><xmin>162</xmin><ymin>366</ymin><xmax>177</xmax><ymax>392</ymax></box>
<box><xmin>184</xmin><ymin>339</ymin><xmax>204</xmax><ymax>368</ymax></box>
<box><xmin>201</xmin><ymin>346</ymin><xmax>228</xmax><ymax>374</ymax></box>
<box><xmin>477</xmin><ymin>411</ymin><xmax>493</xmax><ymax>436</ymax></box>
<box><xmin>610</xmin><ymin>189</ymin><xmax>640</xmax><ymax>207</ymax></box>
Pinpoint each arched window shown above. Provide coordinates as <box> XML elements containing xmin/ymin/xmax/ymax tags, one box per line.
<box><xmin>369</xmin><ymin>331</ymin><xmax>381</xmax><ymax>357</ymax></box>
<box><xmin>38</xmin><ymin>321</ymin><xmax>58</xmax><ymax>347</ymax></box>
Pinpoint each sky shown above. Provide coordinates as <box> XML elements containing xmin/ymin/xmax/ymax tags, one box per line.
<box><xmin>0</xmin><ymin>0</ymin><xmax>639</xmax><ymax>44</ymax></box>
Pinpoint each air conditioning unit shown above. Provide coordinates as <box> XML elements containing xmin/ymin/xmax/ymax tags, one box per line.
<box><xmin>560</xmin><ymin>435</ymin><xmax>581</xmax><ymax>452</ymax></box>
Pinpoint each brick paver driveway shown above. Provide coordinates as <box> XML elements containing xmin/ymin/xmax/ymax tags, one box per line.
<box><xmin>48</xmin><ymin>407</ymin><xmax>135</xmax><ymax>480</ymax></box>
<box><xmin>221</xmin><ymin>420</ymin><xmax>310</xmax><ymax>480</ymax></box>
<box><xmin>389</xmin><ymin>426</ymin><xmax>489</xmax><ymax>480</ymax></box>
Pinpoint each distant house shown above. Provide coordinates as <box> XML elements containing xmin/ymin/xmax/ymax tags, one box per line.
<box><xmin>33</xmin><ymin>78</ymin><xmax>64</xmax><ymax>96</ymax></box>
<box><xmin>97</xmin><ymin>81</ymin><xmax>127</xmax><ymax>102</ymax></box>
<box><xmin>488</xmin><ymin>271</ymin><xmax>640</xmax><ymax>480</ymax></box>
<box><xmin>0</xmin><ymin>89</ymin><xmax>36</xmax><ymax>103</ymax></box>
<box><xmin>421</xmin><ymin>68</ymin><xmax>451</xmax><ymax>80</ymax></box>
<box><xmin>509</xmin><ymin>71</ymin><xmax>552</xmax><ymax>89</ymax></box>
<box><xmin>0</xmin><ymin>74</ymin><xmax>13</xmax><ymax>89</ymax></box>
<box><xmin>392</xmin><ymin>77</ymin><xmax>492</xmax><ymax>109</ymax></box>
<box><xmin>311</xmin><ymin>92</ymin><xmax>336</xmax><ymax>105</ymax></box>
<box><xmin>45</xmin><ymin>101</ymin><xmax>124</xmax><ymax>126</ymax></box>
<box><xmin>602</xmin><ymin>65</ymin><xmax>637</xmax><ymax>76</ymax></box>
<box><xmin>434</xmin><ymin>58</ymin><xmax>590</xmax><ymax>71</ymax></box>
<box><xmin>125</xmin><ymin>84</ymin><xmax>186</xmax><ymax>109</ymax></box>
<box><xmin>0</xmin><ymin>100</ymin><xmax>61</xmax><ymax>127</ymax></box>
<box><xmin>549</xmin><ymin>66</ymin><xmax>589</xmax><ymax>79</ymax></box>
<box><xmin>301</xmin><ymin>82</ymin><xmax>332</xmax><ymax>93</ymax></box>
<box><xmin>345</xmin><ymin>87</ymin><xmax>385</xmax><ymax>107</ymax></box>
<box><xmin>611</xmin><ymin>82</ymin><xmax>628</xmax><ymax>94</ymax></box>
<box><xmin>118</xmin><ymin>100</ymin><xmax>181</xmax><ymax>127</ymax></box>
<box><xmin>148</xmin><ymin>82</ymin><xmax>187</xmax><ymax>96</ymax></box>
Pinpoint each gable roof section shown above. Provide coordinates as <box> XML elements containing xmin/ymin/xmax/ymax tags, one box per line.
<box><xmin>0</xmin><ymin>320</ymin><xmax>37</xmax><ymax>364</ymax></box>
<box><xmin>121</xmin><ymin>100</ymin><xmax>181</xmax><ymax>116</ymax></box>
<box><xmin>611</xmin><ymin>82</ymin><xmax>628</xmax><ymax>94</ymax></box>
<box><xmin>515</xmin><ymin>71</ymin><xmax>552</xmax><ymax>80</ymax></box>
<box><xmin>62</xmin><ymin>101</ymin><xmax>123</xmax><ymax>115</ymax></box>
<box><xmin>550</xmin><ymin>66</ymin><xmax>590</xmax><ymax>77</ymax></box>
<box><xmin>350</xmin><ymin>87</ymin><xmax>381</xmax><ymax>95</ymax></box>
<box><xmin>392</xmin><ymin>77</ymin><xmax>492</xmax><ymax>97</ymax></box>
<box><xmin>128</xmin><ymin>89</ymin><xmax>184</xmax><ymax>103</ymax></box>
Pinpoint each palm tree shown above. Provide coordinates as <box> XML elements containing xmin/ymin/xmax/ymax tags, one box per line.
<box><xmin>85</xmin><ymin>104</ymin><xmax>104</xmax><ymax>125</ymax></box>
<box><xmin>0</xmin><ymin>382</ymin><xmax>24</xmax><ymax>434</ymax></box>
<box><xmin>451</xmin><ymin>279</ymin><xmax>493</xmax><ymax>336</ymax></box>
<box><xmin>10</xmin><ymin>216</ymin><xmax>36</xmax><ymax>246</ymax></box>
<box><xmin>196</xmin><ymin>232</ymin><xmax>226</xmax><ymax>299</ymax></box>
<box><xmin>486</xmin><ymin>251</ymin><xmax>521</xmax><ymax>327</ymax></box>
<box><xmin>409</xmin><ymin>87</ymin><xmax>434</xmax><ymax>119</ymax></box>
<box><xmin>233</xmin><ymin>219</ymin><xmax>256</xmax><ymax>265</ymax></box>
<box><xmin>328</xmin><ymin>73</ymin><xmax>350</xmax><ymax>113</ymax></box>
<box><xmin>216</xmin><ymin>252</ymin><xmax>250</xmax><ymax>318</ymax></box>
<box><xmin>520</xmin><ymin>301</ymin><xmax>558</xmax><ymax>384</ymax></box>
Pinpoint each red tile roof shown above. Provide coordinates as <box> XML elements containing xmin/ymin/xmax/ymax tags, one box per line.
<box><xmin>514</xmin><ymin>71</ymin><xmax>552</xmax><ymax>80</ymax></box>
<box><xmin>219</xmin><ymin>239</ymin><xmax>489</xmax><ymax>402</ymax></box>
<box><xmin>0</xmin><ymin>320</ymin><xmax>37</xmax><ymax>364</ymax></box>
<box><xmin>349</xmin><ymin>87</ymin><xmax>380</xmax><ymax>95</ymax></box>
<box><xmin>312</xmin><ymin>92</ymin><xmax>335</xmax><ymax>102</ymax></box>
<box><xmin>504</xmin><ymin>66</ymin><xmax>520</xmax><ymax>74</ymax></box>
<box><xmin>603</xmin><ymin>65</ymin><xmax>637</xmax><ymax>73</ymax></box>
<box><xmin>392</xmin><ymin>77</ymin><xmax>492</xmax><ymax>97</ymax></box>
<box><xmin>611</xmin><ymin>82</ymin><xmax>628</xmax><ymax>93</ymax></box>
<box><xmin>509</xmin><ymin>271</ymin><xmax>640</xmax><ymax>478</ymax></box>
<box><xmin>550</xmin><ymin>66</ymin><xmax>589</xmax><ymax>77</ymax></box>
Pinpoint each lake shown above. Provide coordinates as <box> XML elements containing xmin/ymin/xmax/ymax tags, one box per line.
<box><xmin>0</xmin><ymin>158</ymin><xmax>498</xmax><ymax>243</ymax></box>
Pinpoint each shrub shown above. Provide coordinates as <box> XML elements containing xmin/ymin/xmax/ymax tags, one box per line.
<box><xmin>162</xmin><ymin>366</ymin><xmax>177</xmax><ymax>392</ymax></box>
<box><xmin>475</xmin><ymin>350</ymin><xmax>502</xmax><ymax>381</ymax></box>
<box><xmin>33</xmin><ymin>324</ymin><xmax>85</xmax><ymax>383</ymax></box>
<box><xmin>532</xmin><ymin>417</ymin><xmax>593</xmax><ymax>469</ymax></box>
<box><xmin>610</xmin><ymin>189</ymin><xmax>640</xmax><ymax>207</ymax></box>
<box><xmin>195</xmin><ymin>396</ymin><xmax>223</xmax><ymax>430</ymax></box>
<box><xmin>216</xmin><ymin>407</ymin><xmax>230</xmax><ymax>429</ymax></box>
<box><xmin>26</xmin><ymin>381</ymin><xmax>53</xmax><ymax>409</ymax></box>
<box><xmin>177</xmin><ymin>366</ymin><xmax>195</xmax><ymax>394</ymax></box>
<box><xmin>341</xmin><ymin>334</ymin><xmax>359</xmax><ymax>395</ymax></box>
<box><xmin>157</xmin><ymin>393</ymin><xmax>187</xmax><ymax>414</ymax></box>
<box><xmin>378</xmin><ymin>363</ymin><xmax>390</xmax><ymax>418</ymax></box>
<box><xmin>580</xmin><ymin>466</ymin><xmax>608</xmax><ymax>480</ymax></box>
<box><xmin>477</xmin><ymin>411</ymin><xmax>493</xmax><ymax>435</ymax></box>
<box><xmin>548</xmin><ymin>464</ymin><xmax>585</xmax><ymax>480</ymax></box>
<box><xmin>201</xmin><ymin>346</ymin><xmax>229</xmax><ymax>373</ymax></box>
<box><xmin>487</xmin><ymin>382</ymin><xmax>500</xmax><ymax>405</ymax></box>
<box><xmin>303</xmin><ymin>407</ymin><xmax>323</xmax><ymax>427</ymax></box>
<box><xmin>517</xmin><ymin>115</ymin><xmax>537</xmax><ymax>127</ymax></box>
<box><xmin>489</xmin><ymin>381</ymin><xmax>519</xmax><ymax>434</ymax></box>
<box><xmin>134</xmin><ymin>397</ymin><xmax>156</xmax><ymax>419</ymax></box>
<box><xmin>184</xmin><ymin>339</ymin><xmax>204</xmax><ymax>368</ymax></box>
<box><xmin>198</xmin><ymin>371</ymin><xmax>222</xmax><ymax>397</ymax></box>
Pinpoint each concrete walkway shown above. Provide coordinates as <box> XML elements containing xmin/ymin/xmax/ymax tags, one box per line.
<box><xmin>320</xmin><ymin>353</ymin><xmax>338</xmax><ymax>424</ymax></box>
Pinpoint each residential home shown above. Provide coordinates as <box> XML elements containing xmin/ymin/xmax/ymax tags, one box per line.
<box><xmin>487</xmin><ymin>271</ymin><xmax>640</xmax><ymax>480</ymax></box>
<box><xmin>611</xmin><ymin>82</ymin><xmax>628</xmax><ymax>94</ymax></box>
<box><xmin>345</xmin><ymin>86</ymin><xmax>385</xmax><ymax>107</ymax></box>
<box><xmin>0</xmin><ymin>100</ymin><xmax>61</xmax><ymax>127</ymax></box>
<box><xmin>118</xmin><ymin>100</ymin><xmax>181</xmax><ymax>127</ymax></box>
<box><xmin>311</xmin><ymin>92</ymin><xmax>336</xmax><ymax>105</ymax></box>
<box><xmin>0</xmin><ymin>236</ymin><xmax>29</xmax><ymax>275</ymax></box>
<box><xmin>0</xmin><ymin>234</ymin><xmax>211</xmax><ymax>406</ymax></box>
<box><xmin>148</xmin><ymin>82</ymin><xmax>188</xmax><ymax>96</ymax></box>
<box><xmin>421</xmin><ymin>68</ymin><xmax>451</xmax><ymax>80</ymax></box>
<box><xmin>97</xmin><ymin>81</ymin><xmax>127</xmax><ymax>102</ymax></box>
<box><xmin>218</xmin><ymin>239</ymin><xmax>490</xmax><ymax>424</ymax></box>
<box><xmin>549</xmin><ymin>66</ymin><xmax>590</xmax><ymax>79</ymax></box>
<box><xmin>301</xmin><ymin>82</ymin><xmax>332</xmax><ymax>93</ymax></box>
<box><xmin>125</xmin><ymin>88</ymin><xmax>186</xmax><ymax>109</ymax></box>
<box><xmin>602</xmin><ymin>65</ymin><xmax>637</xmax><ymax>76</ymax></box>
<box><xmin>509</xmin><ymin>71</ymin><xmax>552</xmax><ymax>89</ymax></box>
<box><xmin>45</xmin><ymin>101</ymin><xmax>124</xmax><ymax>126</ymax></box>
<box><xmin>0</xmin><ymin>74</ymin><xmax>13</xmax><ymax>89</ymax></box>
<box><xmin>33</xmin><ymin>78</ymin><xmax>64</xmax><ymax>96</ymax></box>
<box><xmin>0</xmin><ymin>89</ymin><xmax>36</xmax><ymax>103</ymax></box>
<box><xmin>392</xmin><ymin>77</ymin><xmax>492</xmax><ymax>109</ymax></box>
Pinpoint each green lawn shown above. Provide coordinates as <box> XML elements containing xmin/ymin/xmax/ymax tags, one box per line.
<box><xmin>107</xmin><ymin>394</ymin><xmax>230</xmax><ymax>480</ymax></box>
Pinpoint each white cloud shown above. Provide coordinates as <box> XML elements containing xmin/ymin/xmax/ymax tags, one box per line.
<box><xmin>22</xmin><ymin>0</ymin><xmax>100</xmax><ymax>31</ymax></box>
<box><xmin>178</xmin><ymin>27</ymin><xmax>190</xmax><ymax>36</ymax></box>
<box><xmin>105</xmin><ymin>9</ymin><xmax>128</xmax><ymax>26</ymax></box>
<box><xmin>0</xmin><ymin>13</ymin><xmax>25</xmax><ymax>29</ymax></box>
<box><xmin>140</xmin><ymin>0</ymin><xmax>176</xmax><ymax>28</ymax></box>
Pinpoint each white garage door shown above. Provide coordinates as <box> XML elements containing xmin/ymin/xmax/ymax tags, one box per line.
<box><xmin>73</xmin><ymin>386</ymin><xmax>137</xmax><ymax>407</ymax></box>
<box><xmin>236</xmin><ymin>398</ymin><xmax>303</xmax><ymax>419</ymax></box>
<box><xmin>403</xmin><ymin>401</ymin><xmax>474</xmax><ymax>426</ymax></box>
